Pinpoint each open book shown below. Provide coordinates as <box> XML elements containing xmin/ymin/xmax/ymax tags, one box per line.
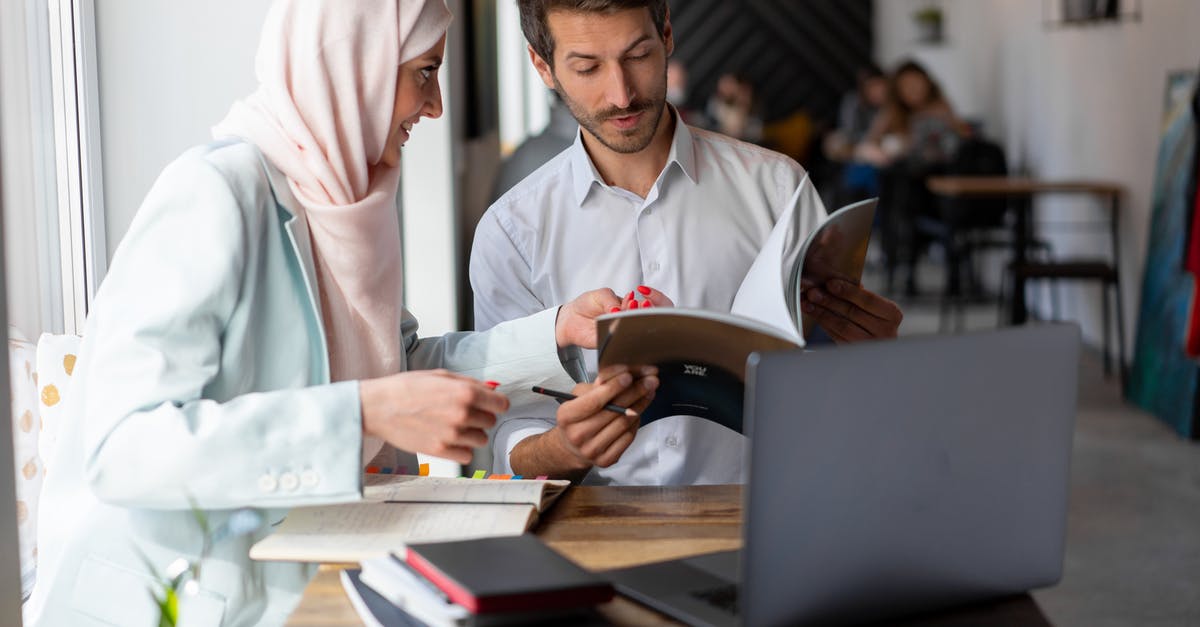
<box><xmin>249</xmin><ymin>475</ymin><xmax>570</xmax><ymax>563</ymax></box>
<box><xmin>596</xmin><ymin>183</ymin><xmax>876</xmax><ymax>435</ymax></box>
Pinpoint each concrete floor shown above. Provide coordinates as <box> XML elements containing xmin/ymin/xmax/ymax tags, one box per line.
<box><xmin>879</xmin><ymin>266</ymin><xmax>1200</xmax><ymax>626</ymax></box>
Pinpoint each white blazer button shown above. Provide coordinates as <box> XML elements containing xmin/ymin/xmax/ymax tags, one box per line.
<box><xmin>300</xmin><ymin>470</ymin><xmax>320</xmax><ymax>488</ymax></box>
<box><xmin>279</xmin><ymin>472</ymin><xmax>299</xmax><ymax>492</ymax></box>
<box><xmin>258</xmin><ymin>474</ymin><xmax>278</xmax><ymax>493</ymax></box>
<box><xmin>665</xmin><ymin>436</ymin><xmax>679</xmax><ymax>447</ymax></box>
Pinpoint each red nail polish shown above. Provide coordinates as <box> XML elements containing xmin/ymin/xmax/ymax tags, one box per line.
<box><xmin>630</xmin><ymin>301</ymin><xmax>639</xmax><ymax>309</ymax></box>
<box><xmin>627</xmin><ymin>291</ymin><xmax>635</xmax><ymax>301</ymax></box>
<box><xmin>637</xmin><ymin>285</ymin><xmax>651</xmax><ymax>296</ymax></box>
<box><xmin>484</xmin><ymin>380</ymin><xmax>500</xmax><ymax>389</ymax></box>
<box><xmin>610</xmin><ymin>307</ymin><xmax>621</xmax><ymax>313</ymax></box>
<box><xmin>642</xmin><ymin>301</ymin><xmax>653</xmax><ymax>308</ymax></box>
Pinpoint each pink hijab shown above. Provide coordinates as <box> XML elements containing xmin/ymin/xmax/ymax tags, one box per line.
<box><xmin>214</xmin><ymin>0</ymin><xmax>451</xmax><ymax>391</ymax></box>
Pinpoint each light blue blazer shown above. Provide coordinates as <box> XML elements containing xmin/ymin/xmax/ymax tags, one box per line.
<box><xmin>25</xmin><ymin>140</ymin><xmax>575</xmax><ymax>626</ymax></box>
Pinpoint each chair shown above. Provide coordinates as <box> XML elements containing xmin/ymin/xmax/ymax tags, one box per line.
<box><xmin>915</xmin><ymin>137</ymin><xmax>1010</xmax><ymax>330</ymax></box>
<box><xmin>1005</xmin><ymin>197</ymin><xmax>1126</xmax><ymax>389</ymax></box>
<box><xmin>6</xmin><ymin>329</ymin><xmax>80</xmax><ymax>600</ymax></box>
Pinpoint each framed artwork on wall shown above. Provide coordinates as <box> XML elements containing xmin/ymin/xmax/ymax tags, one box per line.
<box><xmin>1043</xmin><ymin>0</ymin><xmax>1141</xmax><ymax>27</ymax></box>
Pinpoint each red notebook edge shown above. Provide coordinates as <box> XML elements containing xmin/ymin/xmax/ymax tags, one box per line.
<box><xmin>403</xmin><ymin>546</ymin><xmax>615</xmax><ymax>614</ymax></box>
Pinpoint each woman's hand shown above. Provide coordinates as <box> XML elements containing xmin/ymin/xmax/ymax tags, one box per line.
<box><xmin>359</xmin><ymin>370</ymin><xmax>508</xmax><ymax>464</ymax></box>
<box><xmin>555</xmin><ymin>286</ymin><xmax>675</xmax><ymax>349</ymax></box>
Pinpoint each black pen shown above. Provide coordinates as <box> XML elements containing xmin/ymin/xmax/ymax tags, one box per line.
<box><xmin>531</xmin><ymin>386</ymin><xmax>639</xmax><ymax>417</ymax></box>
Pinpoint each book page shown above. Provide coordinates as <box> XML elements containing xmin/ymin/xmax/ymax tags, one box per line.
<box><xmin>792</xmin><ymin>198</ymin><xmax>877</xmax><ymax>338</ymax></box>
<box><xmin>362</xmin><ymin>475</ymin><xmax>569</xmax><ymax>512</ymax></box>
<box><xmin>730</xmin><ymin>182</ymin><xmax>808</xmax><ymax>344</ymax></box>
<box><xmin>249</xmin><ymin>502</ymin><xmax>535</xmax><ymax>563</ymax></box>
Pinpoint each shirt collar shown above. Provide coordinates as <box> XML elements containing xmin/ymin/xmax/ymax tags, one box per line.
<box><xmin>568</xmin><ymin>106</ymin><xmax>698</xmax><ymax>207</ymax></box>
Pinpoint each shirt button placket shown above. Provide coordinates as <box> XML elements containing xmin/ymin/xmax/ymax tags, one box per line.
<box><xmin>638</xmin><ymin>201</ymin><xmax>665</xmax><ymax>279</ymax></box>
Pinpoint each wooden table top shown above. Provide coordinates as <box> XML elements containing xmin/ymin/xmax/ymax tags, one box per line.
<box><xmin>285</xmin><ymin>485</ymin><xmax>1048</xmax><ymax>626</ymax></box>
<box><xmin>926</xmin><ymin>175</ymin><xmax>1124</xmax><ymax>197</ymax></box>
<box><xmin>286</xmin><ymin>485</ymin><xmax>743</xmax><ymax>626</ymax></box>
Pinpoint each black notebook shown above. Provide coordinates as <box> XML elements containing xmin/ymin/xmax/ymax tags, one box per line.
<box><xmin>403</xmin><ymin>534</ymin><xmax>614</xmax><ymax>614</ymax></box>
<box><xmin>340</xmin><ymin>568</ymin><xmax>427</xmax><ymax>627</ymax></box>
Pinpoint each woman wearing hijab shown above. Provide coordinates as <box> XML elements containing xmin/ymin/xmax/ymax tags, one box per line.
<box><xmin>24</xmin><ymin>1</ymin><xmax>656</xmax><ymax>624</ymax></box>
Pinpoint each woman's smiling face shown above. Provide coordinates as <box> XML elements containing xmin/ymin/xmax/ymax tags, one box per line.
<box><xmin>380</xmin><ymin>34</ymin><xmax>446</xmax><ymax>168</ymax></box>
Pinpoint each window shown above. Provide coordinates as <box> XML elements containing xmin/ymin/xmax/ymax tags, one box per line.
<box><xmin>1</xmin><ymin>0</ymin><xmax>104</xmax><ymax>339</ymax></box>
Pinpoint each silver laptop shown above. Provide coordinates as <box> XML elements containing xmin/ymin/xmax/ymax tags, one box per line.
<box><xmin>608</xmin><ymin>324</ymin><xmax>1080</xmax><ymax>626</ymax></box>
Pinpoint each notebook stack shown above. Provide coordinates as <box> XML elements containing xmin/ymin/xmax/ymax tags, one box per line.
<box><xmin>341</xmin><ymin>534</ymin><xmax>615</xmax><ymax>626</ymax></box>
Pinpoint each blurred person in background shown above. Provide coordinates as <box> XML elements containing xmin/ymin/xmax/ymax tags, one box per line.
<box><xmin>825</xmin><ymin>64</ymin><xmax>888</xmax><ymax>164</ymax></box>
<box><xmin>666</xmin><ymin>59</ymin><xmax>704</xmax><ymax>125</ymax></box>
<box><xmin>706</xmin><ymin>72</ymin><xmax>763</xmax><ymax>143</ymax></box>
<box><xmin>821</xmin><ymin>64</ymin><xmax>889</xmax><ymax>205</ymax></box>
<box><xmin>855</xmin><ymin>60</ymin><xmax>971</xmax><ymax>296</ymax></box>
<box><xmin>856</xmin><ymin>60</ymin><xmax>970</xmax><ymax>168</ymax></box>
<box><xmin>491</xmin><ymin>91</ymin><xmax>578</xmax><ymax>201</ymax></box>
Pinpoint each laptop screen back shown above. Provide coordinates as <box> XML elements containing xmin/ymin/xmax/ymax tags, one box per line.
<box><xmin>743</xmin><ymin>324</ymin><xmax>1080</xmax><ymax>626</ymax></box>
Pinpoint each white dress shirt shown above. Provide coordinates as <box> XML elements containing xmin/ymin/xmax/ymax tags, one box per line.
<box><xmin>471</xmin><ymin>110</ymin><xmax>826</xmax><ymax>485</ymax></box>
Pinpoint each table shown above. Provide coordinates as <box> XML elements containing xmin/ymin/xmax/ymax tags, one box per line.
<box><xmin>286</xmin><ymin>486</ymin><xmax>1050</xmax><ymax>626</ymax></box>
<box><xmin>925</xmin><ymin>176</ymin><xmax>1124</xmax><ymax>325</ymax></box>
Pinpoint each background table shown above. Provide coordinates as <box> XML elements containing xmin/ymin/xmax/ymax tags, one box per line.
<box><xmin>925</xmin><ymin>176</ymin><xmax>1124</xmax><ymax>325</ymax></box>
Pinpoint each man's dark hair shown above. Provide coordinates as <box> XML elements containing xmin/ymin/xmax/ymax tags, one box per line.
<box><xmin>517</xmin><ymin>0</ymin><xmax>669</xmax><ymax>68</ymax></box>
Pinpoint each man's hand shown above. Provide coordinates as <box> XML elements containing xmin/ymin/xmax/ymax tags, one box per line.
<box><xmin>510</xmin><ymin>365</ymin><xmax>659</xmax><ymax>482</ymax></box>
<box><xmin>360</xmin><ymin>370</ymin><xmax>508</xmax><ymax>464</ymax></box>
<box><xmin>555</xmin><ymin>286</ymin><xmax>674</xmax><ymax>349</ymax></box>
<box><xmin>803</xmin><ymin>278</ymin><xmax>903</xmax><ymax>343</ymax></box>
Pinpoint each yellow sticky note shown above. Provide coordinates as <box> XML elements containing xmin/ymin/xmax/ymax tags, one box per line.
<box><xmin>418</xmin><ymin>463</ymin><xmax>430</xmax><ymax>476</ymax></box>
<box><xmin>472</xmin><ymin>470</ymin><xmax>487</xmax><ymax>479</ymax></box>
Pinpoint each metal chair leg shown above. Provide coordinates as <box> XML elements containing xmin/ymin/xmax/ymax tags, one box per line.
<box><xmin>1113</xmin><ymin>279</ymin><xmax>1128</xmax><ymax>392</ymax></box>
<box><xmin>997</xmin><ymin>270</ymin><xmax>1009</xmax><ymax>327</ymax></box>
<box><xmin>1101</xmin><ymin>283</ymin><xmax>1112</xmax><ymax>376</ymax></box>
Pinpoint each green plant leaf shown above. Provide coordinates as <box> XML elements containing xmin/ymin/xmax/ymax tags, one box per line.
<box><xmin>187</xmin><ymin>494</ymin><xmax>209</xmax><ymax>535</ymax></box>
<box><xmin>157</xmin><ymin>587</ymin><xmax>179</xmax><ymax>627</ymax></box>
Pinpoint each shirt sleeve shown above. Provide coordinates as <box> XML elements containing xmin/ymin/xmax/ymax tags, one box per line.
<box><xmin>470</xmin><ymin>209</ymin><xmax>546</xmax><ymax>331</ymax></box>
<box><xmin>771</xmin><ymin>159</ymin><xmax>829</xmax><ymax>241</ymax></box>
<box><xmin>80</xmin><ymin>153</ymin><xmax>363</xmax><ymax>511</ymax></box>
<box><xmin>402</xmin><ymin>306</ymin><xmax>577</xmax><ymax>410</ymax></box>
<box><xmin>469</xmin><ymin>206</ymin><xmax>566</xmax><ymax>471</ymax></box>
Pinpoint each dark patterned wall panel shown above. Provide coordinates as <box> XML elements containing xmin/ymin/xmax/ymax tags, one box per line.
<box><xmin>670</xmin><ymin>0</ymin><xmax>873</xmax><ymax>124</ymax></box>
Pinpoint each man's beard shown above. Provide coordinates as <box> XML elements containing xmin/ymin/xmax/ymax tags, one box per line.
<box><xmin>553</xmin><ymin>77</ymin><xmax>668</xmax><ymax>155</ymax></box>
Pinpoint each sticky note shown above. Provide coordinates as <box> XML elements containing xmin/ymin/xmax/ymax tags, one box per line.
<box><xmin>472</xmin><ymin>470</ymin><xmax>487</xmax><ymax>479</ymax></box>
<box><xmin>366</xmin><ymin>466</ymin><xmax>381</xmax><ymax>474</ymax></box>
<box><xmin>381</xmin><ymin>467</ymin><xmax>393</xmax><ymax>475</ymax></box>
<box><xmin>511</xmin><ymin>475</ymin><xmax>523</xmax><ymax>480</ymax></box>
<box><xmin>398</xmin><ymin>466</ymin><xmax>409</xmax><ymax>476</ymax></box>
<box><xmin>535</xmin><ymin>475</ymin><xmax>549</xmax><ymax>481</ymax></box>
<box><xmin>418</xmin><ymin>463</ymin><xmax>430</xmax><ymax>476</ymax></box>
<box><xmin>487</xmin><ymin>474</ymin><xmax>512</xmax><ymax>480</ymax></box>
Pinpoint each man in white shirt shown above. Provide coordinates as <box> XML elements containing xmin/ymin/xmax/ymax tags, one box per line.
<box><xmin>471</xmin><ymin>0</ymin><xmax>903</xmax><ymax>485</ymax></box>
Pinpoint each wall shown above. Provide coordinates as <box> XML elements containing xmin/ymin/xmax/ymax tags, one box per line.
<box><xmin>93</xmin><ymin>2</ymin><xmax>461</xmax><ymax>333</ymax></box>
<box><xmin>876</xmin><ymin>0</ymin><xmax>1200</xmax><ymax>357</ymax></box>
<box><xmin>669</xmin><ymin>0</ymin><xmax>873</xmax><ymax>124</ymax></box>
<box><xmin>93</xmin><ymin>1</ymin><xmax>268</xmax><ymax>263</ymax></box>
